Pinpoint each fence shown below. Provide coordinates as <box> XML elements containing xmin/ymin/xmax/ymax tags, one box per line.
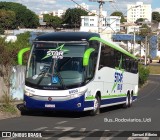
<box><xmin>0</xmin><ymin>65</ymin><xmax>26</xmax><ymax>100</ymax></box>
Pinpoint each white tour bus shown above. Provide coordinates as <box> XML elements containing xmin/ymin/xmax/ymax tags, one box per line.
<box><xmin>19</xmin><ymin>32</ymin><xmax>138</xmax><ymax>115</ymax></box>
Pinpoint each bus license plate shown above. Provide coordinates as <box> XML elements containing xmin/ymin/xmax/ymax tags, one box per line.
<box><xmin>45</xmin><ymin>104</ymin><xmax>55</xmax><ymax>108</ymax></box>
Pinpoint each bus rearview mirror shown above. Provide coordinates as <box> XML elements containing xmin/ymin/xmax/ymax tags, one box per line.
<box><xmin>83</xmin><ymin>48</ymin><xmax>95</xmax><ymax>66</ymax></box>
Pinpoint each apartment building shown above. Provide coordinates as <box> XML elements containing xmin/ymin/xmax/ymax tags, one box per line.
<box><xmin>80</xmin><ymin>16</ymin><xmax>121</xmax><ymax>33</ymax></box>
<box><xmin>52</xmin><ymin>10</ymin><xmax>65</xmax><ymax>17</ymax></box>
<box><xmin>127</xmin><ymin>2</ymin><xmax>152</xmax><ymax>23</ymax></box>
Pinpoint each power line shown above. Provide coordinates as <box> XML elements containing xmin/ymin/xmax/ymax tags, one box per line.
<box><xmin>70</xmin><ymin>0</ymin><xmax>116</xmax><ymax>33</ymax></box>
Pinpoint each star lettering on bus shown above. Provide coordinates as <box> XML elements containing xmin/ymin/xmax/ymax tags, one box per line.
<box><xmin>42</xmin><ymin>44</ymin><xmax>69</xmax><ymax>60</ymax></box>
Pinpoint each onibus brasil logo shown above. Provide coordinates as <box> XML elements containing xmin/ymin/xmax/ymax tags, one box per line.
<box><xmin>42</xmin><ymin>44</ymin><xmax>69</xmax><ymax>60</ymax></box>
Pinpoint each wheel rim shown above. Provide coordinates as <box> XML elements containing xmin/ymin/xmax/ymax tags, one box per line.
<box><xmin>130</xmin><ymin>95</ymin><xmax>133</xmax><ymax>105</ymax></box>
<box><xmin>126</xmin><ymin>95</ymin><xmax>129</xmax><ymax>106</ymax></box>
<box><xmin>93</xmin><ymin>98</ymin><xmax>99</xmax><ymax>111</ymax></box>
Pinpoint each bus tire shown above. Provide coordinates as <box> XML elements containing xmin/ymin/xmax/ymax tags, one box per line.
<box><xmin>128</xmin><ymin>93</ymin><xmax>133</xmax><ymax>107</ymax></box>
<box><xmin>123</xmin><ymin>94</ymin><xmax>130</xmax><ymax>108</ymax></box>
<box><xmin>21</xmin><ymin>108</ymin><xmax>29</xmax><ymax>115</ymax></box>
<box><xmin>90</xmin><ymin>96</ymin><xmax>100</xmax><ymax>116</ymax></box>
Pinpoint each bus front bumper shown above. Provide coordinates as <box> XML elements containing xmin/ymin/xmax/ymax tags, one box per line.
<box><xmin>24</xmin><ymin>95</ymin><xmax>85</xmax><ymax>112</ymax></box>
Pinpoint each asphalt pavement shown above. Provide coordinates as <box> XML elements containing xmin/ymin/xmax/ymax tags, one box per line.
<box><xmin>0</xmin><ymin>75</ymin><xmax>160</xmax><ymax>140</ymax></box>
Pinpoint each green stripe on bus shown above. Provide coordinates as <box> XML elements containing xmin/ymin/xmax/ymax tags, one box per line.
<box><xmin>85</xmin><ymin>96</ymin><xmax>95</xmax><ymax>100</ymax></box>
<box><xmin>85</xmin><ymin>94</ymin><xmax>126</xmax><ymax>101</ymax></box>
<box><xmin>89</xmin><ymin>37</ymin><xmax>137</xmax><ymax>60</ymax></box>
<box><xmin>101</xmin><ymin>94</ymin><xmax>126</xmax><ymax>99</ymax></box>
<box><xmin>85</xmin><ymin>93</ymin><xmax>138</xmax><ymax>101</ymax></box>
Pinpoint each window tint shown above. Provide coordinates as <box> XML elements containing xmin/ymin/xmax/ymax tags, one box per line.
<box><xmin>114</xmin><ymin>50</ymin><xmax>122</xmax><ymax>68</ymax></box>
<box><xmin>100</xmin><ymin>44</ymin><xmax>115</xmax><ymax>68</ymax></box>
<box><xmin>87</xmin><ymin>40</ymin><xmax>100</xmax><ymax>79</ymax></box>
<box><xmin>99</xmin><ymin>43</ymin><xmax>138</xmax><ymax>73</ymax></box>
<box><xmin>122</xmin><ymin>54</ymin><xmax>138</xmax><ymax>74</ymax></box>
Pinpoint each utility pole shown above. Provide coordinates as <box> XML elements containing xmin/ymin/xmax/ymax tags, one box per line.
<box><xmin>144</xmin><ymin>36</ymin><xmax>148</xmax><ymax>66</ymax></box>
<box><xmin>133</xmin><ymin>27</ymin><xmax>136</xmax><ymax>55</ymax></box>
<box><xmin>98</xmin><ymin>0</ymin><xmax>105</xmax><ymax>33</ymax></box>
<box><xmin>89</xmin><ymin>0</ymin><xmax>114</xmax><ymax>33</ymax></box>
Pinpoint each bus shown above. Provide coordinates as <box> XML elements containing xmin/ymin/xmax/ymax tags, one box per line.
<box><xmin>19</xmin><ymin>32</ymin><xmax>138</xmax><ymax>115</ymax></box>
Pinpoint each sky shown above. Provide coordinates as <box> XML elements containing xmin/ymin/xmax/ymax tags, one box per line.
<box><xmin>0</xmin><ymin>0</ymin><xmax>159</xmax><ymax>15</ymax></box>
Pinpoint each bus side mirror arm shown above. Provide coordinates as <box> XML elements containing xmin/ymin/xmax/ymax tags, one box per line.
<box><xmin>18</xmin><ymin>47</ymin><xmax>30</xmax><ymax>65</ymax></box>
<box><xmin>83</xmin><ymin>48</ymin><xmax>95</xmax><ymax>66</ymax></box>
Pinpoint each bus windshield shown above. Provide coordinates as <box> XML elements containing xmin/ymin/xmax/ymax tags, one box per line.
<box><xmin>26</xmin><ymin>42</ymin><xmax>87</xmax><ymax>89</ymax></box>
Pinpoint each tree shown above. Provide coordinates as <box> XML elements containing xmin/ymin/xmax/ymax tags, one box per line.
<box><xmin>139</xmin><ymin>24</ymin><xmax>151</xmax><ymax>37</ymax></box>
<box><xmin>152</xmin><ymin>11</ymin><xmax>160</xmax><ymax>22</ymax></box>
<box><xmin>135</xmin><ymin>18</ymin><xmax>145</xmax><ymax>23</ymax></box>
<box><xmin>0</xmin><ymin>37</ymin><xmax>17</xmax><ymax>105</ymax></box>
<box><xmin>0</xmin><ymin>2</ymin><xmax>39</xmax><ymax>29</ymax></box>
<box><xmin>0</xmin><ymin>10</ymin><xmax>16</xmax><ymax>34</ymax></box>
<box><xmin>63</xmin><ymin>8</ymin><xmax>88</xmax><ymax>28</ymax></box>
<box><xmin>43</xmin><ymin>14</ymin><xmax>62</xmax><ymax>30</ymax></box>
<box><xmin>0</xmin><ymin>32</ymin><xmax>31</xmax><ymax>109</ymax></box>
<box><xmin>110</xmin><ymin>11</ymin><xmax>126</xmax><ymax>23</ymax></box>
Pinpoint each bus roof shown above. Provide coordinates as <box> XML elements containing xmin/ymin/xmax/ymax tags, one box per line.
<box><xmin>89</xmin><ymin>36</ymin><xmax>137</xmax><ymax>60</ymax></box>
<box><xmin>35</xmin><ymin>32</ymin><xmax>100</xmax><ymax>42</ymax></box>
<box><xmin>35</xmin><ymin>31</ymin><xmax>136</xmax><ymax>60</ymax></box>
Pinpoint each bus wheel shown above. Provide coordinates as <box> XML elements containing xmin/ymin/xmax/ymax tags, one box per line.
<box><xmin>90</xmin><ymin>96</ymin><xmax>100</xmax><ymax>116</ymax></box>
<box><xmin>128</xmin><ymin>94</ymin><xmax>133</xmax><ymax>107</ymax></box>
<box><xmin>123</xmin><ymin>94</ymin><xmax>130</xmax><ymax>108</ymax></box>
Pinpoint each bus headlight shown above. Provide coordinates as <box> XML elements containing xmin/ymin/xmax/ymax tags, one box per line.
<box><xmin>69</xmin><ymin>93</ymin><xmax>79</xmax><ymax>99</ymax></box>
<box><xmin>68</xmin><ymin>90</ymin><xmax>87</xmax><ymax>99</ymax></box>
<box><xmin>25</xmin><ymin>91</ymin><xmax>34</xmax><ymax>97</ymax></box>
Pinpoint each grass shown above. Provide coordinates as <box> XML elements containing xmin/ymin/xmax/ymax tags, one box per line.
<box><xmin>0</xmin><ymin>92</ymin><xmax>18</xmax><ymax>115</ymax></box>
<box><xmin>0</xmin><ymin>104</ymin><xmax>17</xmax><ymax>114</ymax></box>
<box><xmin>148</xmin><ymin>65</ymin><xmax>160</xmax><ymax>74</ymax></box>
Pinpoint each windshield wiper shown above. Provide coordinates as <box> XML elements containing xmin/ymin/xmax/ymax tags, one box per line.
<box><xmin>36</xmin><ymin>65</ymin><xmax>52</xmax><ymax>85</ymax></box>
<box><xmin>36</xmin><ymin>60</ymin><xmax>67</xmax><ymax>90</ymax></box>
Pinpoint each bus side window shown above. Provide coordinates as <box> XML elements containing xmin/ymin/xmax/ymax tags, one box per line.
<box><xmin>99</xmin><ymin>44</ymin><xmax>115</xmax><ymax>69</ymax></box>
<box><xmin>125</xmin><ymin>57</ymin><xmax>131</xmax><ymax>72</ymax></box>
<box><xmin>87</xmin><ymin>53</ymin><xmax>95</xmax><ymax>79</ymax></box>
<box><xmin>114</xmin><ymin>50</ymin><xmax>121</xmax><ymax>68</ymax></box>
<box><xmin>122</xmin><ymin>54</ymin><xmax>126</xmax><ymax>70</ymax></box>
<box><xmin>89</xmin><ymin>40</ymin><xmax>99</xmax><ymax>70</ymax></box>
<box><xmin>130</xmin><ymin>60</ymin><xmax>134</xmax><ymax>73</ymax></box>
<box><xmin>131</xmin><ymin>61</ymin><xmax>138</xmax><ymax>73</ymax></box>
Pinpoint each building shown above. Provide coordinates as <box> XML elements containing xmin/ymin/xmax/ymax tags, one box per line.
<box><xmin>80</xmin><ymin>16</ymin><xmax>121</xmax><ymax>34</ymax></box>
<box><xmin>52</xmin><ymin>10</ymin><xmax>65</xmax><ymax>17</ymax></box>
<box><xmin>38</xmin><ymin>9</ymin><xmax>65</xmax><ymax>26</ymax></box>
<box><xmin>127</xmin><ymin>25</ymin><xmax>141</xmax><ymax>34</ymax></box>
<box><xmin>88</xmin><ymin>10</ymin><xmax>107</xmax><ymax>17</ymax></box>
<box><xmin>38</xmin><ymin>14</ymin><xmax>46</xmax><ymax>26</ymax></box>
<box><xmin>113</xmin><ymin>34</ymin><xmax>158</xmax><ymax>58</ymax></box>
<box><xmin>127</xmin><ymin>2</ymin><xmax>152</xmax><ymax>23</ymax></box>
<box><xmin>75</xmin><ymin>3</ymin><xmax>89</xmax><ymax>11</ymax></box>
<box><xmin>120</xmin><ymin>22</ymin><xmax>137</xmax><ymax>33</ymax></box>
<box><xmin>40</xmin><ymin>11</ymin><xmax>49</xmax><ymax>15</ymax></box>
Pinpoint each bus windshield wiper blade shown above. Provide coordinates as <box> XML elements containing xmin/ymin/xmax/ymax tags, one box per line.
<box><xmin>36</xmin><ymin>64</ymin><xmax>52</xmax><ymax>85</ymax></box>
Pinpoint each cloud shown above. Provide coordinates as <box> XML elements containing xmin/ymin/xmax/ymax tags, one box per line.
<box><xmin>0</xmin><ymin>0</ymin><xmax>57</xmax><ymax>13</ymax></box>
<box><xmin>153</xmin><ymin>8</ymin><xmax>160</xmax><ymax>13</ymax></box>
<box><xmin>0</xmin><ymin>0</ymin><xmax>153</xmax><ymax>15</ymax></box>
<box><xmin>100</xmin><ymin>0</ymin><xmax>152</xmax><ymax>15</ymax></box>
